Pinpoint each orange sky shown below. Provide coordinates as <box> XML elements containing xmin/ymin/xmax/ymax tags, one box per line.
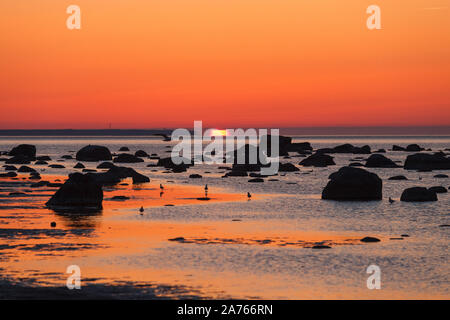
<box><xmin>0</xmin><ymin>0</ymin><xmax>449</xmax><ymax>129</ymax></box>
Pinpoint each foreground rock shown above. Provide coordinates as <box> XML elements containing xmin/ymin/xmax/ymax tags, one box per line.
<box><xmin>46</xmin><ymin>173</ymin><xmax>103</xmax><ymax>210</ymax></box>
<box><xmin>322</xmin><ymin>167</ymin><xmax>382</xmax><ymax>201</ymax></box>
<box><xmin>9</xmin><ymin>144</ymin><xmax>36</xmax><ymax>159</ymax></box>
<box><xmin>300</xmin><ymin>153</ymin><xmax>335</xmax><ymax>167</ymax></box>
<box><xmin>400</xmin><ymin>187</ymin><xmax>437</xmax><ymax>202</ymax></box>
<box><xmin>365</xmin><ymin>154</ymin><xmax>400</xmax><ymax>168</ymax></box>
<box><xmin>76</xmin><ymin>145</ymin><xmax>112</xmax><ymax>162</ymax></box>
<box><xmin>404</xmin><ymin>153</ymin><xmax>450</xmax><ymax>170</ymax></box>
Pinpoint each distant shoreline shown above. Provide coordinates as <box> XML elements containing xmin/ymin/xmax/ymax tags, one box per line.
<box><xmin>0</xmin><ymin>126</ymin><xmax>449</xmax><ymax>136</ymax></box>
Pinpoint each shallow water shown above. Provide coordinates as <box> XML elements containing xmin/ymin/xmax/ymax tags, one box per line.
<box><xmin>0</xmin><ymin>136</ymin><xmax>449</xmax><ymax>299</ymax></box>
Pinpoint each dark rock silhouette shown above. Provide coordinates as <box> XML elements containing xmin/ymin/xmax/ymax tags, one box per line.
<box><xmin>49</xmin><ymin>164</ymin><xmax>65</xmax><ymax>168</ymax></box>
<box><xmin>113</xmin><ymin>153</ymin><xmax>144</xmax><ymax>163</ymax></box>
<box><xmin>322</xmin><ymin>167</ymin><xmax>382</xmax><ymax>201</ymax></box>
<box><xmin>36</xmin><ymin>156</ymin><xmax>51</xmax><ymax>161</ymax></box>
<box><xmin>248</xmin><ymin>178</ymin><xmax>264</xmax><ymax>183</ymax></box>
<box><xmin>317</xmin><ymin>144</ymin><xmax>371</xmax><ymax>154</ymax></box>
<box><xmin>35</xmin><ymin>160</ymin><xmax>48</xmax><ymax>165</ymax></box>
<box><xmin>392</xmin><ymin>145</ymin><xmax>406</xmax><ymax>151</ymax></box>
<box><xmin>156</xmin><ymin>157</ymin><xmax>191</xmax><ymax>172</ymax></box>
<box><xmin>365</xmin><ymin>154</ymin><xmax>400</xmax><ymax>168</ymax></box>
<box><xmin>119</xmin><ymin>147</ymin><xmax>129</xmax><ymax>151</ymax></box>
<box><xmin>360</xmin><ymin>237</ymin><xmax>380</xmax><ymax>243</ymax></box>
<box><xmin>9</xmin><ymin>144</ymin><xmax>36</xmax><ymax>159</ymax></box>
<box><xmin>287</xmin><ymin>142</ymin><xmax>313</xmax><ymax>153</ymax></box>
<box><xmin>434</xmin><ymin>174</ymin><xmax>448</xmax><ymax>178</ymax></box>
<box><xmin>134</xmin><ymin>150</ymin><xmax>149</xmax><ymax>157</ymax></box>
<box><xmin>189</xmin><ymin>174</ymin><xmax>202</xmax><ymax>179</ymax></box>
<box><xmin>111</xmin><ymin>196</ymin><xmax>130</xmax><ymax>200</ymax></box>
<box><xmin>225</xmin><ymin>171</ymin><xmax>248</xmax><ymax>177</ymax></box>
<box><xmin>388</xmin><ymin>175</ymin><xmax>408</xmax><ymax>180</ymax></box>
<box><xmin>278</xmin><ymin>163</ymin><xmax>300</xmax><ymax>172</ymax></box>
<box><xmin>231</xmin><ymin>163</ymin><xmax>262</xmax><ymax>172</ymax></box>
<box><xmin>300</xmin><ymin>153</ymin><xmax>335</xmax><ymax>167</ymax></box>
<box><xmin>400</xmin><ymin>187</ymin><xmax>437</xmax><ymax>202</ymax></box>
<box><xmin>74</xmin><ymin>162</ymin><xmax>85</xmax><ymax>169</ymax></box>
<box><xmin>97</xmin><ymin>162</ymin><xmax>115</xmax><ymax>169</ymax></box>
<box><xmin>3</xmin><ymin>165</ymin><xmax>17</xmax><ymax>171</ymax></box>
<box><xmin>18</xmin><ymin>166</ymin><xmax>36</xmax><ymax>173</ymax></box>
<box><xmin>428</xmin><ymin>186</ymin><xmax>447</xmax><ymax>194</ymax></box>
<box><xmin>406</xmin><ymin>144</ymin><xmax>424</xmax><ymax>152</ymax></box>
<box><xmin>5</xmin><ymin>156</ymin><xmax>31</xmax><ymax>164</ymax></box>
<box><xmin>404</xmin><ymin>153</ymin><xmax>450</xmax><ymax>170</ymax></box>
<box><xmin>90</xmin><ymin>165</ymin><xmax>150</xmax><ymax>185</ymax></box>
<box><xmin>76</xmin><ymin>145</ymin><xmax>112</xmax><ymax>162</ymax></box>
<box><xmin>0</xmin><ymin>172</ymin><xmax>17</xmax><ymax>178</ymax></box>
<box><xmin>46</xmin><ymin>173</ymin><xmax>103</xmax><ymax>210</ymax></box>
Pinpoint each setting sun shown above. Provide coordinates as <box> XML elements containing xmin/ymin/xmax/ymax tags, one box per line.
<box><xmin>210</xmin><ymin>129</ymin><xmax>228</xmax><ymax>137</ymax></box>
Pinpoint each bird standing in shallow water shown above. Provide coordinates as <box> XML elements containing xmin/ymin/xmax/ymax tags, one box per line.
<box><xmin>389</xmin><ymin>197</ymin><xmax>395</xmax><ymax>204</ymax></box>
<box><xmin>160</xmin><ymin>184</ymin><xmax>164</xmax><ymax>190</ymax></box>
<box><xmin>139</xmin><ymin>206</ymin><xmax>144</xmax><ymax>213</ymax></box>
<box><xmin>204</xmin><ymin>184</ymin><xmax>208</xmax><ymax>191</ymax></box>
<box><xmin>247</xmin><ymin>192</ymin><xmax>252</xmax><ymax>199</ymax></box>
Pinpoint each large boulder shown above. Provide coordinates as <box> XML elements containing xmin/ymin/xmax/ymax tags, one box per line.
<box><xmin>300</xmin><ymin>153</ymin><xmax>335</xmax><ymax>167</ymax></box>
<box><xmin>322</xmin><ymin>167</ymin><xmax>382</xmax><ymax>201</ymax></box>
<box><xmin>46</xmin><ymin>173</ymin><xmax>103</xmax><ymax>210</ymax></box>
<box><xmin>400</xmin><ymin>187</ymin><xmax>437</xmax><ymax>202</ymax></box>
<box><xmin>365</xmin><ymin>154</ymin><xmax>400</xmax><ymax>168</ymax></box>
<box><xmin>406</xmin><ymin>144</ymin><xmax>424</xmax><ymax>152</ymax></box>
<box><xmin>113</xmin><ymin>153</ymin><xmax>144</xmax><ymax>163</ymax></box>
<box><xmin>76</xmin><ymin>145</ymin><xmax>112</xmax><ymax>162</ymax></box>
<box><xmin>404</xmin><ymin>153</ymin><xmax>450</xmax><ymax>171</ymax></box>
<box><xmin>9</xmin><ymin>144</ymin><xmax>36</xmax><ymax>159</ymax></box>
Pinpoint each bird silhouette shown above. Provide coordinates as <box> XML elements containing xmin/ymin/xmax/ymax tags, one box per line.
<box><xmin>247</xmin><ymin>192</ymin><xmax>252</xmax><ymax>199</ymax></box>
<box><xmin>139</xmin><ymin>206</ymin><xmax>144</xmax><ymax>213</ymax></box>
<box><xmin>389</xmin><ymin>197</ymin><xmax>395</xmax><ymax>204</ymax></box>
<box><xmin>160</xmin><ymin>184</ymin><xmax>164</xmax><ymax>190</ymax></box>
<box><xmin>204</xmin><ymin>184</ymin><xmax>208</xmax><ymax>191</ymax></box>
